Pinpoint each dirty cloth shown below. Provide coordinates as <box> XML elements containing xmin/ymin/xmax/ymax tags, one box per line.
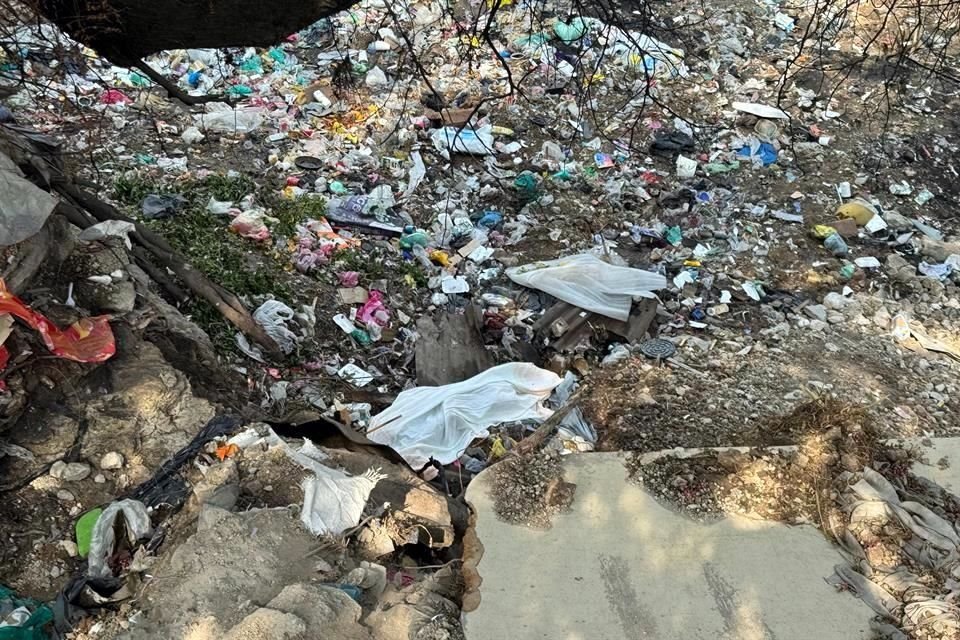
<box><xmin>367</xmin><ymin>363</ymin><xmax>562</xmax><ymax>468</ymax></box>
<box><xmin>0</xmin><ymin>151</ymin><xmax>57</xmax><ymax>246</ymax></box>
<box><xmin>507</xmin><ymin>253</ymin><xmax>666</xmax><ymax>321</ymax></box>
<box><xmin>828</xmin><ymin>467</ymin><xmax>960</xmax><ymax>638</ymax></box>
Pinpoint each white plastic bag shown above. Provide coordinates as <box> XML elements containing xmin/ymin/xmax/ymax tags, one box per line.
<box><xmin>430</xmin><ymin>125</ymin><xmax>494</xmax><ymax>156</ymax></box>
<box><xmin>253</xmin><ymin>300</ymin><xmax>299</xmax><ymax>354</ymax></box>
<box><xmin>507</xmin><ymin>253</ymin><xmax>666</xmax><ymax>321</ymax></box>
<box><xmin>87</xmin><ymin>499</ymin><xmax>153</xmax><ymax>579</ymax></box>
<box><xmin>367</xmin><ymin>363</ymin><xmax>562</xmax><ymax>468</ymax></box>
<box><xmin>194</xmin><ymin>103</ymin><xmax>264</xmax><ymax>133</ymax></box>
<box><xmin>292</xmin><ymin>439</ymin><xmax>385</xmax><ymax>536</ymax></box>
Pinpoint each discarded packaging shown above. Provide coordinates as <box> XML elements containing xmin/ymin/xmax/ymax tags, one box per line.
<box><xmin>731</xmin><ymin>101</ymin><xmax>789</xmax><ymax>119</ymax></box>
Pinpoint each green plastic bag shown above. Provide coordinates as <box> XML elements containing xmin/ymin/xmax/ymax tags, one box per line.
<box><xmin>554</xmin><ymin>18</ymin><xmax>588</xmax><ymax>43</ymax></box>
<box><xmin>0</xmin><ymin>585</ymin><xmax>53</xmax><ymax>640</ymax></box>
<box><xmin>75</xmin><ymin>507</ymin><xmax>103</xmax><ymax>558</ymax></box>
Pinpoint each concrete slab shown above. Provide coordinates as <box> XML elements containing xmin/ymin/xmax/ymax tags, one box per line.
<box><xmin>464</xmin><ymin>452</ymin><xmax>873</xmax><ymax>640</ymax></box>
<box><xmin>912</xmin><ymin>437</ymin><xmax>960</xmax><ymax>494</ymax></box>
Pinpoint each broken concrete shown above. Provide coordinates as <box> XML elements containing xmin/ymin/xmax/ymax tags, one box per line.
<box><xmin>463</xmin><ymin>452</ymin><xmax>874</xmax><ymax>640</ymax></box>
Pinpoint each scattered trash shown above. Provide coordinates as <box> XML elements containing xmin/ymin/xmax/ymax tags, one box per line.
<box><xmin>431</xmin><ymin>125</ymin><xmax>494</xmax><ymax>156</ymax></box>
<box><xmin>0</xmin><ymin>279</ymin><xmax>115</xmax><ymax>371</ymax></box>
<box><xmin>836</xmin><ymin>198</ymin><xmax>877</xmax><ymax>226</ymax></box>
<box><xmin>676</xmin><ymin>155</ymin><xmax>698</xmax><ymax>178</ymax></box>
<box><xmin>731</xmin><ymin>101</ymin><xmax>789</xmax><ymax>119</ymax></box>
<box><xmin>339</xmin><ymin>363</ymin><xmax>374</xmax><ymax>387</ymax></box>
<box><xmin>823</xmin><ymin>233</ymin><xmax>849</xmax><ymax>257</ymax></box>
<box><xmin>639</xmin><ymin>337</ymin><xmax>677</xmax><ymax>358</ymax></box>
<box><xmin>0</xmin><ymin>584</ymin><xmax>52</xmax><ymax>640</ymax></box>
<box><xmin>737</xmin><ymin>141</ymin><xmax>778</xmax><ymax>166</ymax></box>
<box><xmin>889</xmin><ymin>180</ymin><xmax>913</xmax><ymax>196</ymax></box>
<box><xmin>0</xmin><ymin>151</ymin><xmax>58</xmax><ymax>247</ymax></box>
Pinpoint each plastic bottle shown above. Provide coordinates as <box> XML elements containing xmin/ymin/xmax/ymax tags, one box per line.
<box><xmin>411</xmin><ymin>244</ymin><xmax>434</xmax><ymax>269</ymax></box>
<box><xmin>823</xmin><ymin>233</ymin><xmax>848</xmax><ymax>257</ymax></box>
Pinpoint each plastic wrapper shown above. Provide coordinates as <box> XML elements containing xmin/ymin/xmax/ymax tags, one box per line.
<box><xmin>367</xmin><ymin>363</ymin><xmax>562</xmax><ymax>468</ymax></box>
<box><xmin>430</xmin><ymin>125</ymin><xmax>494</xmax><ymax>156</ymax></box>
<box><xmin>506</xmin><ymin>253</ymin><xmax>666</xmax><ymax>321</ymax></box>
<box><xmin>0</xmin><ymin>279</ymin><xmax>115</xmax><ymax>369</ymax></box>
<box><xmin>86</xmin><ymin>499</ymin><xmax>153</xmax><ymax>579</ymax></box>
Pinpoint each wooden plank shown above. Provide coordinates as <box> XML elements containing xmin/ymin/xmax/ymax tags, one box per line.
<box><xmin>415</xmin><ymin>305</ymin><xmax>495</xmax><ymax>386</ymax></box>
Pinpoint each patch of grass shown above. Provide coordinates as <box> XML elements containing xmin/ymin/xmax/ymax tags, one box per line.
<box><xmin>111</xmin><ymin>172</ymin><xmax>318</xmax><ymax>354</ymax></box>
<box><xmin>333</xmin><ymin>247</ymin><xmax>385</xmax><ymax>280</ymax></box>
<box><xmin>198</xmin><ymin>174</ymin><xmax>258</xmax><ymax>203</ymax></box>
<box><xmin>269</xmin><ymin>194</ymin><xmax>328</xmax><ymax>238</ymax></box>
<box><xmin>113</xmin><ymin>173</ymin><xmax>167</xmax><ymax>205</ymax></box>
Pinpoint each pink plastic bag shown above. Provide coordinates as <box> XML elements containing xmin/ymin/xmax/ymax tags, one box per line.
<box><xmin>357</xmin><ymin>290</ymin><xmax>389</xmax><ymax>326</ymax></box>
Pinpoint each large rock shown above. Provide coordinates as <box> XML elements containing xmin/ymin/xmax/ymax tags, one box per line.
<box><xmin>266</xmin><ymin>583</ymin><xmax>370</xmax><ymax>639</ymax></box>
<box><xmin>125</xmin><ymin>507</ymin><xmax>321</xmax><ymax>639</ymax></box>
<box><xmin>66</xmin><ymin>247</ymin><xmax>136</xmax><ymax>313</ymax></box>
<box><xmin>192</xmin><ymin>460</ymin><xmax>240</xmax><ymax>510</ymax></box>
<box><xmin>223</xmin><ymin>608</ymin><xmax>306</xmax><ymax>640</ymax></box>
<box><xmin>920</xmin><ymin>236</ymin><xmax>960</xmax><ymax>263</ymax></box>
<box><xmin>79</xmin><ymin>341</ymin><xmax>215</xmax><ymax>484</ymax></box>
<box><xmin>367</xmin><ymin>590</ymin><xmax>465</xmax><ymax>640</ymax></box>
<box><xmin>886</xmin><ymin>253</ymin><xmax>917</xmax><ymax>284</ymax></box>
<box><xmin>49</xmin><ymin>460</ymin><xmax>91</xmax><ymax>482</ymax></box>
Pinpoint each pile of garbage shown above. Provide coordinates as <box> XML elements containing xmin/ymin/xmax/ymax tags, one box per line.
<box><xmin>1</xmin><ymin>0</ymin><xmax>959</xmax><ymax>636</ymax></box>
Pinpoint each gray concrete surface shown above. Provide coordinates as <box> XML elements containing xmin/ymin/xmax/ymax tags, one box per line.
<box><xmin>464</xmin><ymin>452</ymin><xmax>873</xmax><ymax>640</ymax></box>
<box><xmin>912</xmin><ymin>437</ymin><xmax>960</xmax><ymax>494</ymax></box>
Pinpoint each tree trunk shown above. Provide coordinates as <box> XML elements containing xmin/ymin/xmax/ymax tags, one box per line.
<box><xmin>31</xmin><ymin>0</ymin><xmax>359</xmax><ymax>64</ymax></box>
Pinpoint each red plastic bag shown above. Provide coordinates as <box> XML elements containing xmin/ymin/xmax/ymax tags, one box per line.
<box><xmin>0</xmin><ymin>280</ymin><xmax>116</xmax><ymax>365</ymax></box>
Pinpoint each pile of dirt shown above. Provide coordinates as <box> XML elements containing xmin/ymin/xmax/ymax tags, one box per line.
<box><xmin>626</xmin><ymin>398</ymin><xmax>908</xmax><ymax>523</ymax></box>
<box><xmin>488</xmin><ymin>452</ymin><xmax>576</xmax><ymax>528</ymax></box>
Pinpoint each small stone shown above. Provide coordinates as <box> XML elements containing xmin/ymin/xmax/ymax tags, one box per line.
<box><xmin>826</xmin><ymin>311</ymin><xmax>844</xmax><ymax>324</ymax></box>
<box><xmin>56</xmin><ymin>489</ymin><xmax>75</xmax><ymax>502</ymax></box>
<box><xmin>59</xmin><ymin>540</ymin><xmax>79</xmax><ymax>557</ymax></box>
<box><xmin>823</xmin><ymin>292</ymin><xmax>848</xmax><ymax>310</ymax></box>
<box><xmin>873</xmin><ymin>307</ymin><xmax>892</xmax><ymax>329</ymax></box>
<box><xmin>94</xmin><ymin>474</ymin><xmax>106</xmax><ymax>484</ymax></box>
<box><xmin>99</xmin><ymin>451</ymin><xmax>124</xmax><ymax>470</ymax></box>
<box><xmin>50</xmin><ymin>565</ymin><xmax>63</xmax><ymax>578</ymax></box>
<box><xmin>50</xmin><ymin>461</ymin><xmax>91</xmax><ymax>482</ymax></box>
<box><xmin>804</xmin><ymin>304</ymin><xmax>828</xmax><ymax>322</ymax></box>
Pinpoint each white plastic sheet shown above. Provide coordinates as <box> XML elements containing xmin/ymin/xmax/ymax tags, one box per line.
<box><xmin>194</xmin><ymin>103</ymin><xmax>264</xmax><ymax>133</ymax></box>
<box><xmin>507</xmin><ymin>253</ymin><xmax>666</xmax><ymax>321</ymax></box>
<box><xmin>430</xmin><ymin>125</ymin><xmax>494</xmax><ymax>156</ymax></box>
<box><xmin>731</xmin><ymin>101</ymin><xmax>789</xmax><ymax>119</ymax></box>
<box><xmin>87</xmin><ymin>499</ymin><xmax>153</xmax><ymax>579</ymax></box>
<box><xmin>367</xmin><ymin>363</ymin><xmax>562</xmax><ymax>468</ymax></box>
